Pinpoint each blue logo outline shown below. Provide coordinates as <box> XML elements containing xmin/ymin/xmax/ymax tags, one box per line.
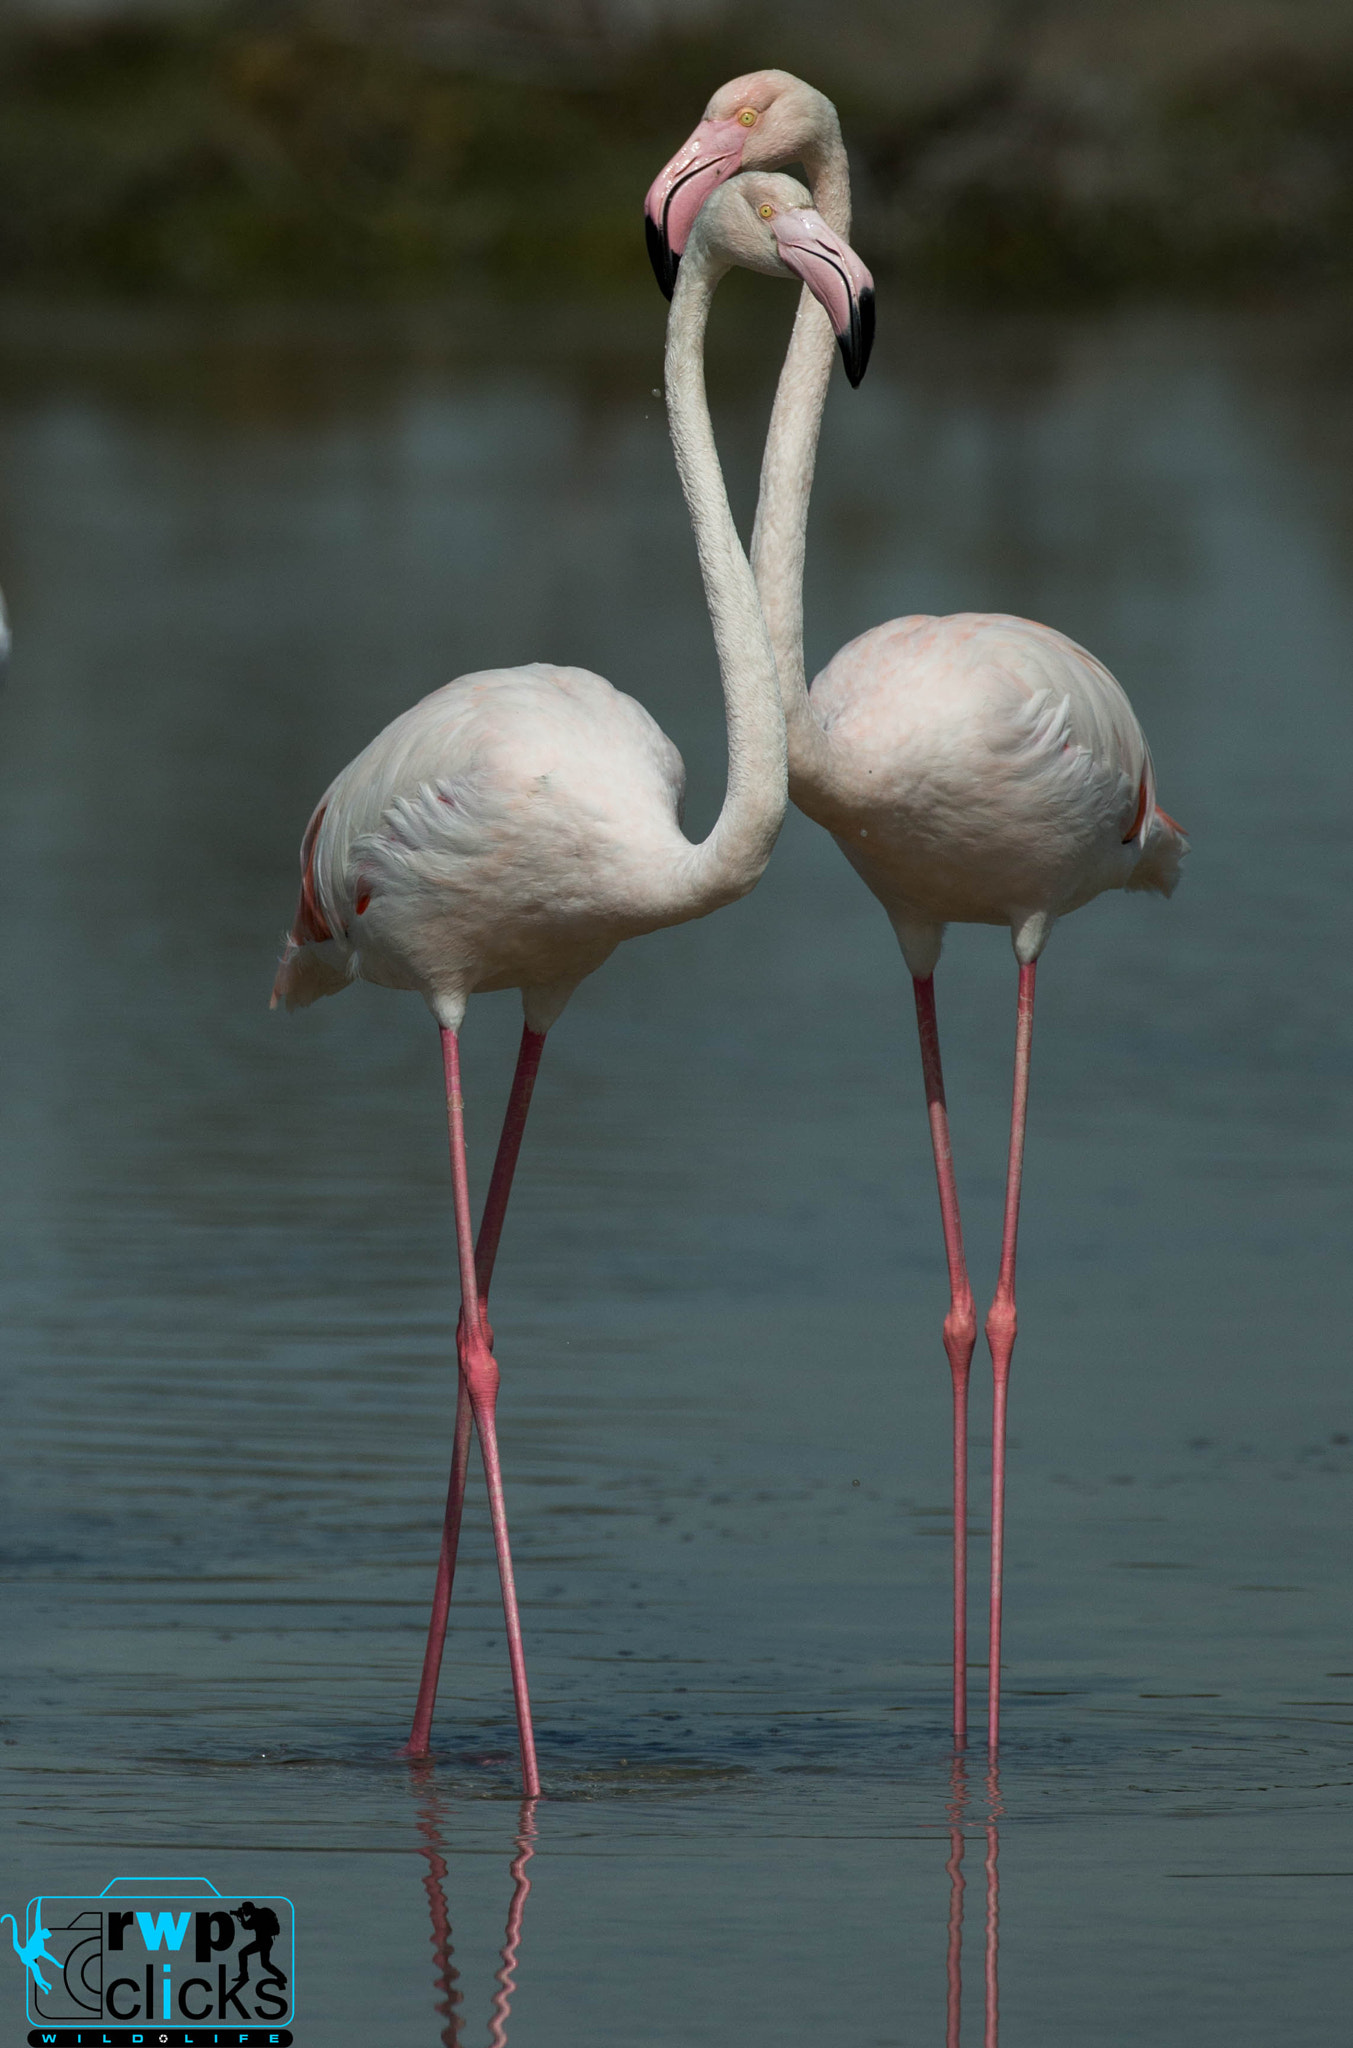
<box><xmin>3</xmin><ymin>1879</ymin><xmax>297</xmax><ymax>2027</ymax></box>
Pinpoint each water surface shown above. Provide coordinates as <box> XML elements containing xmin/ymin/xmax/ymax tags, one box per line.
<box><xmin>1</xmin><ymin>295</ymin><xmax>1351</xmax><ymax>2044</ymax></box>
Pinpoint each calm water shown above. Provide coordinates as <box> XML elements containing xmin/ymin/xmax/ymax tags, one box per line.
<box><xmin>1</xmin><ymin>293</ymin><xmax>1351</xmax><ymax>2044</ymax></box>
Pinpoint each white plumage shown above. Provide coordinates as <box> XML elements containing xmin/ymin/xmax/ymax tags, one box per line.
<box><xmin>648</xmin><ymin>74</ymin><xmax>1189</xmax><ymax>1758</ymax></box>
<box><xmin>273</xmin><ymin>663</ymin><xmax>690</xmax><ymax>1030</ymax></box>
<box><xmin>807</xmin><ymin>612</ymin><xmax>1185</xmax><ymax>974</ymax></box>
<box><xmin>269</xmin><ymin>174</ymin><xmax>870</xmax><ymax>1794</ymax></box>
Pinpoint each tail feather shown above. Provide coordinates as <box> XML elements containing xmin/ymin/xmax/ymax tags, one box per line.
<box><xmin>270</xmin><ymin>938</ymin><xmax>350</xmax><ymax>1011</ymax></box>
<box><xmin>271</xmin><ymin>794</ymin><xmax>348</xmax><ymax>1010</ymax></box>
<box><xmin>1126</xmin><ymin>805</ymin><xmax>1188</xmax><ymax>897</ymax></box>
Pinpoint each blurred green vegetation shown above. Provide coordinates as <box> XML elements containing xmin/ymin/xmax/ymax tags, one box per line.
<box><xmin>2</xmin><ymin>6</ymin><xmax>1352</xmax><ymax>301</ymax></box>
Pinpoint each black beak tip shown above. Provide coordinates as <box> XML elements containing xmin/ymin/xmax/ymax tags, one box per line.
<box><xmin>645</xmin><ymin>212</ymin><xmax>678</xmax><ymax>301</ymax></box>
<box><xmin>839</xmin><ymin>286</ymin><xmax>876</xmax><ymax>389</ymax></box>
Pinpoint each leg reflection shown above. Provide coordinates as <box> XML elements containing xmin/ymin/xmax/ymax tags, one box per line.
<box><xmin>409</xmin><ymin>1764</ymin><xmax>539</xmax><ymax>2048</ymax></box>
<box><xmin>488</xmin><ymin>1803</ymin><xmax>538</xmax><ymax>2048</ymax></box>
<box><xmin>941</xmin><ymin>1757</ymin><xmax>1002</xmax><ymax>2046</ymax></box>
<box><xmin>411</xmin><ymin>1765</ymin><xmax>464</xmax><ymax>2048</ymax></box>
<box><xmin>945</xmin><ymin>1756</ymin><xmax>967</xmax><ymax>2048</ymax></box>
<box><xmin>984</xmin><ymin>1766</ymin><xmax>1002</xmax><ymax>2048</ymax></box>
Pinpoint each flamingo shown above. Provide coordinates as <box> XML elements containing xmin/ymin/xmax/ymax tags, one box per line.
<box><xmin>647</xmin><ymin>75</ymin><xmax>1188</xmax><ymax>1751</ymax></box>
<box><xmin>271</xmin><ymin>173</ymin><xmax>874</xmax><ymax>1796</ymax></box>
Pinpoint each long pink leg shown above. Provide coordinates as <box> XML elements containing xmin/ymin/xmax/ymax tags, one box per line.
<box><xmin>407</xmin><ymin>1029</ymin><xmax>541</xmax><ymax>1795</ymax></box>
<box><xmin>443</xmin><ymin>1028</ymin><xmax>541</xmax><ymax>1794</ymax></box>
<box><xmin>475</xmin><ymin>1026</ymin><xmax>547</xmax><ymax>1309</ymax></box>
<box><xmin>404</xmin><ymin>1027</ymin><xmax>547</xmax><ymax>1761</ymax></box>
<box><xmin>913</xmin><ymin>975</ymin><xmax>978</xmax><ymax>1748</ymax></box>
<box><xmin>986</xmin><ymin>962</ymin><xmax>1036</xmax><ymax>1753</ymax></box>
<box><xmin>405</xmin><ymin>1382</ymin><xmax>476</xmax><ymax>1759</ymax></box>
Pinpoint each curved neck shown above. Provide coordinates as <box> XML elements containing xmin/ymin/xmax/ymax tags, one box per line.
<box><xmin>749</xmin><ymin>130</ymin><xmax>855</xmax><ymax>828</ymax></box>
<box><xmin>664</xmin><ymin>248</ymin><xmax>788</xmax><ymax>914</ymax></box>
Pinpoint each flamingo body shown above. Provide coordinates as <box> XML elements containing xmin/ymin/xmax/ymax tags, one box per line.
<box><xmin>807</xmin><ymin>613</ymin><xmax>1185</xmax><ymax>972</ymax></box>
<box><xmin>273</xmin><ymin>662</ymin><xmax>692</xmax><ymax>1029</ymax></box>
<box><xmin>649</xmin><ymin>79</ymin><xmax>1188</xmax><ymax>1752</ymax></box>
<box><xmin>270</xmin><ymin>172</ymin><xmax>871</xmax><ymax>1791</ymax></box>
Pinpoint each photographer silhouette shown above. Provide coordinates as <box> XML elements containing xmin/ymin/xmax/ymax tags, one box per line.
<box><xmin>229</xmin><ymin>1901</ymin><xmax>286</xmax><ymax>1991</ymax></box>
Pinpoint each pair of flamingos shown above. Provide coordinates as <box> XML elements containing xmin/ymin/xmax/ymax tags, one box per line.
<box><xmin>273</xmin><ymin>71</ymin><xmax>1186</xmax><ymax>1797</ymax></box>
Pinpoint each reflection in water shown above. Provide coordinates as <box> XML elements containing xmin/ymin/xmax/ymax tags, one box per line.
<box><xmin>412</xmin><ymin>1768</ymin><xmax>464</xmax><ymax>2046</ymax></box>
<box><xmin>410</xmin><ymin>1767</ymin><xmax>537</xmax><ymax>2047</ymax></box>
<box><xmin>945</xmin><ymin>1760</ymin><xmax>965</xmax><ymax>2048</ymax></box>
<box><xmin>945</xmin><ymin>1761</ymin><xmax>1001</xmax><ymax>2046</ymax></box>
<box><xmin>3</xmin><ymin>307</ymin><xmax>1352</xmax><ymax>2044</ymax></box>
<box><xmin>984</xmin><ymin>1770</ymin><xmax>1001</xmax><ymax>2048</ymax></box>
<box><xmin>488</xmin><ymin>1811</ymin><xmax>537</xmax><ymax>2048</ymax></box>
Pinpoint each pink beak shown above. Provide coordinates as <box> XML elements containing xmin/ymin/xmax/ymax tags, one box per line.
<box><xmin>771</xmin><ymin>209</ymin><xmax>876</xmax><ymax>387</ymax></box>
<box><xmin>644</xmin><ymin>117</ymin><xmax>750</xmax><ymax>299</ymax></box>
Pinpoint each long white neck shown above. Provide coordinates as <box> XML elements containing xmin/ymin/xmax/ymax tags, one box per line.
<box><xmin>749</xmin><ymin>132</ymin><xmax>855</xmax><ymax>830</ymax></box>
<box><xmin>664</xmin><ymin>246</ymin><xmax>788</xmax><ymax>915</ymax></box>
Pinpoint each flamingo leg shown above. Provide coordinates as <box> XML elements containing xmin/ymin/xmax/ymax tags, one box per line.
<box><xmin>404</xmin><ymin>1027</ymin><xmax>548</xmax><ymax>1763</ymax></box>
<box><xmin>985</xmin><ymin>962</ymin><xmax>1036</xmax><ymax>1752</ymax></box>
<box><xmin>404</xmin><ymin>1383</ymin><xmax>476</xmax><ymax>1761</ymax></box>
<box><xmin>474</xmin><ymin>1026</ymin><xmax>547</xmax><ymax>1310</ymax></box>
<box><xmin>405</xmin><ymin>1027</ymin><xmax>547</xmax><ymax>1761</ymax></box>
<box><xmin>405</xmin><ymin>1028</ymin><xmax>541</xmax><ymax>1795</ymax></box>
<box><xmin>913</xmin><ymin>975</ymin><xmax>978</xmax><ymax>1749</ymax></box>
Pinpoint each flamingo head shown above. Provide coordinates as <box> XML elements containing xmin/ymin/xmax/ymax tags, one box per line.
<box><xmin>685</xmin><ymin>173</ymin><xmax>875</xmax><ymax>388</ymax></box>
<box><xmin>644</xmin><ymin>69</ymin><xmax>841</xmax><ymax>299</ymax></box>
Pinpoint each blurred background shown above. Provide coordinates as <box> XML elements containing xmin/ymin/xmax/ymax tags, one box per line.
<box><xmin>3</xmin><ymin>0</ymin><xmax>1353</xmax><ymax>301</ymax></box>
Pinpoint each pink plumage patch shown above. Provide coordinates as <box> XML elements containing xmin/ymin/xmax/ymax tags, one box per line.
<box><xmin>292</xmin><ymin>802</ymin><xmax>332</xmax><ymax>945</ymax></box>
<box><xmin>1122</xmin><ymin>774</ymin><xmax>1149</xmax><ymax>845</ymax></box>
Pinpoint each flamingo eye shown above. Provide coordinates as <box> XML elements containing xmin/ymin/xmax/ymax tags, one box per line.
<box><xmin>758</xmin><ymin>203</ymin><xmax>775</xmax><ymax>219</ymax></box>
<box><xmin>738</xmin><ymin>107</ymin><xmax>758</xmax><ymax>127</ymax></box>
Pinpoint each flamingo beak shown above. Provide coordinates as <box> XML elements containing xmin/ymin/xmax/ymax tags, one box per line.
<box><xmin>769</xmin><ymin>210</ymin><xmax>876</xmax><ymax>387</ymax></box>
<box><xmin>643</xmin><ymin>117</ymin><xmax>751</xmax><ymax>299</ymax></box>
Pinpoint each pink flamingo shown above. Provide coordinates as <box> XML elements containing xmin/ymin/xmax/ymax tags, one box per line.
<box><xmin>272</xmin><ymin>175</ymin><xmax>873</xmax><ymax>1796</ymax></box>
<box><xmin>648</xmin><ymin>75</ymin><xmax>1187</xmax><ymax>1752</ymax></box>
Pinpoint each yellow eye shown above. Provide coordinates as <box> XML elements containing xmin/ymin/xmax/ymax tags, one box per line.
<box><xmin>738</xmin><ymin>107</ymin><xmax>758</xmax><ymax>127</ymax></box>
<box><xmin>758</xmin><ymin>203</ymin><xmax>775</xmax><ymax>219</ymax></box>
